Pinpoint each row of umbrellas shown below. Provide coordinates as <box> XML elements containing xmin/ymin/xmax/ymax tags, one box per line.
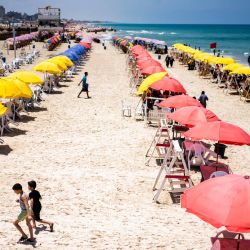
<box><xmin>6</xmin><ymin>32</ymin><xmax>39</xmax><ymax>45</ymax></box>
<box><xmin>125</xmin><ymin>42</ymin><xmax>250</xmax><ymax>235</ymax></box>
<box><xmin>174</xmin><ymin>43</ymin><xmax>250</xmax><ymax>75</ymax></box>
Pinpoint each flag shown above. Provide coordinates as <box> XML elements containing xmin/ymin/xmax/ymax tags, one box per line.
<box><xmin>210</xmin><ymin>42</ymin><xmax>217</xmax><ymax>49</ymax></box>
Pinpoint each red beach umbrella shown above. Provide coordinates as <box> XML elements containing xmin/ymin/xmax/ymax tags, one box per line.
<box><xmin>167</xmin><ymin>106</ymin><xmax>220</xmax><ymax>127</ymax></box>
<box><xmin>181</xmin><ymin>174</ymin><xmax>250</xmax><ymax>233</ymax></box>
<box><xmin>141</xmin><ymin>65</ymin><xmax>166</xmax><ymax>75</ymax></box>
<box><xmin>80</xmin><ymin>42</ymin><xmax>91</xmax><ymax>49</ymax></box>
<box><xmin>158</xmin><ymin>94</ymin><xmax>202</xmax><ymax>109</ymax></box>
<box><xmin>150</xmin><ymin>76</ymin><xmax>187</xmax><ymax>94</ymax></box>
<box><xmin>135</xmin><ymin>52</ymin><xmax>151</xmax><ymax>59</ymax></box>
<box><xmin>183</xmin><ymin>121</ymin><xmax>250</xmax><ymax>146</ymax></box>
<box><xmin>137</xmin><ymin>60</ymin><xmax>161</xmax><ymax>69</ymax></box>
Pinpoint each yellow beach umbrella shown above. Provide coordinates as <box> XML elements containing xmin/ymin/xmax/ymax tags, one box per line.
<box><xmin>10</xmin><ymin>71</ymin><xmax>43</xmax><ymax>85</ymax></box>
<box><xmin>33</xmin><ymin>62</ymin><xmax>62</xmax><ymax>74</ymax></box>
<box><xmin>0</xmin><ymin>78</ymin><xmax>23</xmax><ymax>98</ymax></box>
<box><xmin>214</xmin><ymin>57</ymin><xmax>236</xmax><ymax>65</ymax></box>
<box><xmin>47</xmin><ymin>58</ymin><xmax>68</xmax><ymax>71</ymax></box>
<box><xmin>231</xmin><ymin>67</ymin><xmax>250</xmax><ymax>75</ymax></box>
<box><xmin>223</xmin><ymin>63</ymin><xmax>244</xmax><ymax>72</ymax></box>
<box><xmin>5</xmin><ymin>77</ymin><xmax>33</xmax><ymax>99</ymax></box>
<box><xmin>136</xmin><ymin>72</ymin><xmax>168</xmax><ymax>96</ymax></box>
<box><xmin>52</xmin><ymin>56</ymin><xmax>74</xmax><ymax>67</ymax></box>
<box><xmin>0</xmin><ymin>103</ymin><xmax>8</xmax><ymax>116</ymax></box>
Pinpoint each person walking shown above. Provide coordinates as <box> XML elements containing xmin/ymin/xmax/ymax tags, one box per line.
<box><xmin>169</xmin><ymin>56</ymin><xmax>175</xmax><ymax>67</ymax></box>
<box><xmin>165</xmin><ymin>55</ymin><xmax>170</xmax><ymax>68</ymax></box>
<box><xmin>12</xmin><ymin>183</ymin><xmax>34</xmax><ymax>243</ymax></box>
<box><xmin>198</xmin><ymin>91</ymin><xmax>209</xmax><ymax>108</ymax></box>
<box><xmin>28</xmin><ymin>180</ymin><xmax>54</xmax><ymax>232</ymax></box>
<box><xmin>78</xmin><ymin>72</ymin><xmax>91</xmax><ymax>98</ymax></box>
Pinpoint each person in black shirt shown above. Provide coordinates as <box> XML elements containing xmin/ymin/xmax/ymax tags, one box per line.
<box><xmin>28</xmin><ymin>181</ymin><xmax>54</xmax><ymax>232</ymax></box>
<box><xmin>199</xmin><ymin>91</ymin><xmax>209</xmax><ymax>108</ymax></box>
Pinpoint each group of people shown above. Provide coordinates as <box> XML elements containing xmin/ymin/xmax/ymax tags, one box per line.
<box><xmin>165</xmin><ymin>54</ymin><xmax>175</xmax><ymax>67</ymax></box>
<box><xmin>12</xmin><ymin>181</ymin><xmax>54</xmax><ymax>243</ymax></box>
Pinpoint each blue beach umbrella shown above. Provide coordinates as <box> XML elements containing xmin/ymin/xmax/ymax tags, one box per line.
<box><xmin>62</xmin><ymin>51</ymin><xmax>80</xmax><ymax>62</ymax></box>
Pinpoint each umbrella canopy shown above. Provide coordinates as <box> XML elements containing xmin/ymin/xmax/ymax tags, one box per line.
<box><xmin>183</xmin><ymin>121</ymin><xmax>250</xmax><ymax>146</ymax></box>
<box><xmin>0</xmin><ymin>78</ymin><xmax>32</xmax><ymax>99</ymax></box>
<box><xmin>181</xmin><ymin>174</ymin><xmax>250</xmax><ymax>233</ymax></box>
<box><xmin>137</xmin><ymin>72</ymin><xmax>168</xmax><ymax>95</ymax></box>
<box><xmin>167</xmin><ymin>106</ymin><xmax>220</xmax><ymax>127</ymax></box>
<box><xmin>63</xmin><ymin>51</ymin><xmax>80</xmax><ymax>62</ymax></box>
<box><xmin>80</xmin><ymin>42</ymin><xmax>91</xmax><ymax>49</ymax></box>
<box><xmin>150</xmin><ymin>76</ymin><xmax>187</xmax><ymax>94</ymax></box>
<box><xmin>231</xmin><ymin>67</ymin><xmax>250</xmax><ymax>75</ymax></box>
<box><xmin>137</xmin><ymin>60</ymin><xmax>161</xmax><ymax>70</ymax></box>
<box><xmin>158</xmin><ymin>95</ymin><xmax>202</xmax><ymax>109</ymax></box>
<box><xmin>47</xmin><ymin>58</ymin><xmax>68</xmax><ymax>71</ymax></box>
<box><xmin>141</xmin><ymin>65</ymin><xmax>166</xmax><ymax>76</ymax></box>
<box><xmin>33</xmin><ymin>62</ymin><xmax>62</xmax><ymax>74</ymax></box>
<box><xmin>0</xmin><ymin>103</ymin><xmax>8</xmax><ymax>116</ymax></box>
<box><xmin>10</xmin><ymin>71</ymin><xmax>43</xmax><ymax>85</ymax></box>
<box><xmin>53</xmin><ymin>56</ymin><xmax>74</xmax><ymax>67</ymax></box>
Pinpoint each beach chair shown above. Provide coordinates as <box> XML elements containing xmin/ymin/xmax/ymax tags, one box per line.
<box><xmin>211</xmin><ymin>232</ymin><xmax>250</xmax><ymax>250</ymax></box>
<box><xmin>200</xmin><ymin>163</ymin><xmax>232</xmax><ymax>182</ymax></box>
<box><xmin>147</xmin><ymin>108</ymin><xmax>170</xmax><ymax>126</ymax></box>
<box><xmin>121</xmin><ymin>100</ymin><xmax>131</xmax><ymax>117</ymax></box>
<box><xmin>153</xmin><ymin>140</ymin><xmax>193</xmax><ymax>203</ymax></box>
<box><xmin>145</xmin><ymin>119</ymin><xmax>171</xmax><ymax>166</ymax></box>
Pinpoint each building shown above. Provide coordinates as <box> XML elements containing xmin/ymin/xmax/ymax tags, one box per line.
<box><xmin>38</xmin><ymin>6</ymin><xmax>63</xmax><ymax>31</ymax></box>
<box><xmin>0</xmin><ymin>5</ymin><xmax>5</xmax><ymax>18</ymax></box>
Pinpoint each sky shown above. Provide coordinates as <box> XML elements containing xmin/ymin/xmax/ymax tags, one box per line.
<box><xmin>1</xmin><ymin>0</ymin><xmax>250</xmax><ymax>24</ymax></box>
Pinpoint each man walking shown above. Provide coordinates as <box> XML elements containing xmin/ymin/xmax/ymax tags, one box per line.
<box><xmin>78</xmin><ymin>72</ymin><xmax>91</xmax><ymax>98</ymax></box>
<box><xmin>199</xmin><ymin>91</ymin><xmax>209</xmax><ymax>108</ymax></box>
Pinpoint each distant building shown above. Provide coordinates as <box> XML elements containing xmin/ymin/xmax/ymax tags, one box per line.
<box><xmin>38</xmin><ymin>6</ymin><xmax>63</xmax><ymax>30</ymax></box>
<box><xmin>0</xmin><ymin>5</ymin><xmax>5</xmax><ymax>18</ymax></box>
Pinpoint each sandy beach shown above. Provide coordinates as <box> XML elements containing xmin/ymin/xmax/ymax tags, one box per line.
<box><xmin>0</xmin><ymin>39</ymin><xmax>250</xmax><ymax>250</ymax></box>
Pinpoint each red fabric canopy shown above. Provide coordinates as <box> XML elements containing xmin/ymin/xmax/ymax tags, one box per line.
<box><xmin>167</xmin><ymin>106</ymin><xmax>220</xmax><ymax>127</ymax></box>
<box><xmin>181</xmin><ymin>174</ymin><xmax>250</xmax><ymax>233</ymax></box>
<box><xmin>158</xmin><ymin>95</ymin><xmax>202</xmax><ymax>109</ymax></box>
<box><xmin>150</xmin><ymin>76</ymin><xmax>187</xmax><ymax>94</ymax></box>
<box><xmin>80</xmin><ymin>42</ymin><xmax>91</xmax><ymax>49</ymax></box>
<box><xmin>141</xmin><ymin>65</ymin><xmax>166</xmax><ymax>75</ymax></box>
<box><xmin>183</xmin><ymin>121</ymin><xmax>250</xmax><ymax>146</ymax></box>
<box><xmin>137</xmin><ymin>60</ymin><xmax>161</xmax><ymax>69</ymax></box>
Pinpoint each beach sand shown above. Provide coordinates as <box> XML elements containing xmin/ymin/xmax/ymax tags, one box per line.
<box><xmin>0</xmin><ymin>40</ymin><xmax>249</xmax><ymax>249</ymax></box>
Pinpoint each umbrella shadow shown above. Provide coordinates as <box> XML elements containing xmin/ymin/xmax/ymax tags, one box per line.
<box><xmin>3</xmin><ymin>128</ymin><xmax>27</xmax><ymax>137</ymax></box>
<box><xmin>19</xmin><ymin>115</ymin><xmax>36</xmax><ymax>123</ymax></box>
<box><xmin>28</xmin><ymin>107</ymin><xmax>48</xmax><ymax>113</ymax></box>
<box><xmin>0</xmin><ymin>145</ymin><xmax>13</xmax><ymax>155</ymax></box>
<box><xmin>49</xmin><ymin>90</ymin><xmax>63</xmax><ymax>95</ymax></box>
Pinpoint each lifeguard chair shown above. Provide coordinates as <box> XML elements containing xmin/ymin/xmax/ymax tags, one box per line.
<box><xmin>153</xmin><ymin>140</ymin><xmax>193</xmax><ymax>204</ymax></box>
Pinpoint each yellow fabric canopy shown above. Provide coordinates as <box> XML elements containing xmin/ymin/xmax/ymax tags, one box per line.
<box><xmin>223</xmin><ymin>63</ymin><xmax>244</xmax><ymax>72</ymax></box>
<box><xmin>47</xmin><ymin>58</ymin><xmax>68</xmax><ymax>71</ymax></box>
<box><xmin>10</xmin><ymin>71</ymin><xmax>43</xmax><ymax>85</ymax></box>
<box><xmin>33</xmin><ymin>62</ymin><xmax>62</xmax><ymax>74</ymax></box>
<box><xmin>0</xmin><ymin>78</ymin><xmax>32</xmax><ymax>99</ymax></box>
<box><xmin>51</xmin><ymin>56</ymin><xmax>74</xmax><ymax>67</ymax></box>
<box><xmin>136</xmin><ymin>72</ymin><xmax>168</xmax><ymax>96</ymax></box>
<box><xmin>231</xmin><ymin>67</ymin><xmax>250</xmax><ymax>75</ymax></box>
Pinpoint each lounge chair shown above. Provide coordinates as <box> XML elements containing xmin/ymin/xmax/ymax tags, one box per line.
<box><xmin>211</xmin><ymin>231</ymin><xmax>250</xmax><ymax>250</ymax></box>
<box><xmin>200</xmin><ymin>163</ymin><xmax>232</xmax><ymax>182</ymax></box>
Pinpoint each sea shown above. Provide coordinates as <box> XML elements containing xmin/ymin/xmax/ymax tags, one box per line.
<box><xmin>102</xmin><ymin>24</ymin><xmax>250</xmax><ymax>65</ymax></box>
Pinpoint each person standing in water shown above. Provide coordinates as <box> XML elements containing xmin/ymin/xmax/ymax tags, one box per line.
<box><xmin>12</xmin><ymin>183</ymin><xmax>34</xmax><ymax>243</ymax></box>
<box><xmin>78</xmin><ymin>72</ymin><xmax>91</xmax><ymax>98</ymax></box>
<box><xmin>248</xmin><ymin>55</ymin><xmax>250</xmax><ymax>66</ymax></box>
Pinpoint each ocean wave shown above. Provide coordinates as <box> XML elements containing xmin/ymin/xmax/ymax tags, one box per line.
<box><xmin>168</xmin><ymin>32</ymin><xmax>177</xmax><ymax>35</ymax></box>
<box><xmin>124</xmin><ymin>30</ymin><xmax>166</xmax><ymax>35</ymax></box>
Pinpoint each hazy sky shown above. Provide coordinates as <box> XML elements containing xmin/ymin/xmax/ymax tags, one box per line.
<box><xmin>1</xmin><ymin>0</ymin><xmax>250</xmax><ymax>24</ymax></box>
